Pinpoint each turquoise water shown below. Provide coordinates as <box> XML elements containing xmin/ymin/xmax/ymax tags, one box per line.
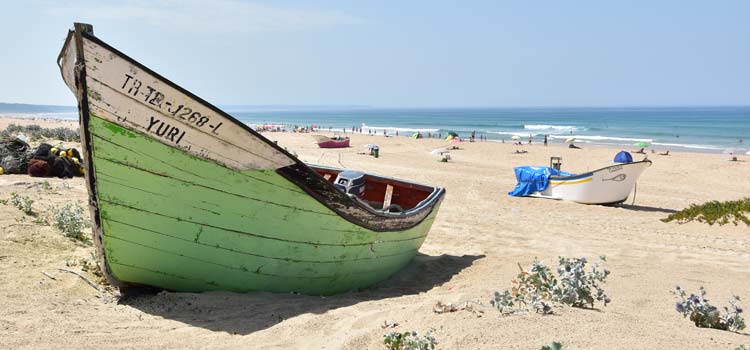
<box><xmin>233</xmin><ymin>106</ymin><xmax>750</xmax><ymax>153</ymax></box>
<box><xmin>18</xmin><ymin>106</ymin><xmax>749</xmax><ymax>153</ymax></box>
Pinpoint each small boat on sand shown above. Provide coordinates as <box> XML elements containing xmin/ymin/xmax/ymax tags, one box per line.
<box><xmin>313</xmin><ymin>135</ymin><xmax>350</xmax><ymax>148</ymax></box>
<box><xmin>509</xmin><ymin>154</ymin><xmax>651</xmax><ymax>205</ymax></box>
<box><xmin>58</xmin><ymin>23</ymin><xmax>445</xmax><ymax>295</ymax></box>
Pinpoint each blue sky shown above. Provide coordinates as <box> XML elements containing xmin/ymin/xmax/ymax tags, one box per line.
<box><xmin>1</xmin><ymin>0</ymin><xmax>748</xmax><ymax>107</ymax></box>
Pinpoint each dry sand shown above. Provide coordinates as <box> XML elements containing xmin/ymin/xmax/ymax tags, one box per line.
<box><xmin>1</xmin><ymin>118</ymin><xmax>749</xmax><ymax>349</ymax></box>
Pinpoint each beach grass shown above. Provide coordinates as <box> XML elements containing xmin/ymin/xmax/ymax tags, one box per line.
<box><xmin>662</xmin><ymin>198</ymin><xmax>750</xmax><ymax>226</ymax></box>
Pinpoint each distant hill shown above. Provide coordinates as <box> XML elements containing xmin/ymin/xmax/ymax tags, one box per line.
<box><xmin>0</xmin><ymin>103</ymin><xmax>77</xmax><ymax>114</ymax></box>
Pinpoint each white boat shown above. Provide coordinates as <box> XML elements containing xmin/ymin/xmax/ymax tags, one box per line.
<box><xmin>531</xmin><ymin>161</ymin><xmax>652</xmax><ymax>204</ymax></box>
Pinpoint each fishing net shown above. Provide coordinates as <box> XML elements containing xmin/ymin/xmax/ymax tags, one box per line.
<box><xmin>0</xmin><ymin>137</ymin><xmax>32</xmax><ymax>174</ymax></box>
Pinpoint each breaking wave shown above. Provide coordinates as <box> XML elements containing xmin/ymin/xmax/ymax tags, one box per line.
<box><xmin>524</xmin><ymin>124</ymin><xmax>581</xmax><ymax>132</ymax></box>
<box><xmin>651</xmin><ymin>142</ymin><xmax>724</xmax><ymax>150</ymax></box>
<box><xmin>360</xmin><ymin>123</ymin><xmax>439</xmax><ymax>133</ymax></box>
<box><xmin>549</xmin><ymin>135</ymin><xmax>652</xmax><ymax>143</ymax></box>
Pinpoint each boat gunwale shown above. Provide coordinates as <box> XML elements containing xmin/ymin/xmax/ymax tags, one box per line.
<box><xmin>548</xmin><ymin>160</ymin><xmax>652</xmax><ymax>181</ymax></box>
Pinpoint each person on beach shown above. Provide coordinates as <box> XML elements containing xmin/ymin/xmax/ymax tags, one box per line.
<box><xmin>544</xmin><ymin>135</ymin><xmax>548</xmax><ymax>146</ymax></box>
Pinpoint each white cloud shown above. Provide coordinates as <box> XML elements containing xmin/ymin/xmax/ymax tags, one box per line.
<box><xmin>41</xmin><ymin>0</ymin><xmax>363</xmax><ymax>33</ymax></box>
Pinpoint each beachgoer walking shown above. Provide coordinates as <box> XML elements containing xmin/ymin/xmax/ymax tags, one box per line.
<box><xmin>544</xmin><ymin>135</ymin><xmax>548</xmax><ymax>146</ymax></box>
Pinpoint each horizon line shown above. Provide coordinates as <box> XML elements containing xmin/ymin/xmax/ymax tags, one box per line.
<box><xmin>2</xmin><ymin>101</ymin><xmax>750</xmax><ymax>111</ymax></box>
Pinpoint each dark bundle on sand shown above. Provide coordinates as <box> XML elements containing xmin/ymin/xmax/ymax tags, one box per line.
<box><xmin>0</xmin><ymin>137</ymin><xmax>32</xmax><ymax>174</ymax></box>
<box><xmin>28</xmin><ymin>143</ymin><xmax>84</xmax><ymax>178</ymax></box>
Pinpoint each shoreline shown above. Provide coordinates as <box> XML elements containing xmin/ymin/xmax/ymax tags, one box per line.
<box><xmin>1</xmin><ymin>112</ymin><xmax>746</xmax><ymax>155</ymax></box>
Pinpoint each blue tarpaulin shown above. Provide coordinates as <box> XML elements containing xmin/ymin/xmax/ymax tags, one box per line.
<box><xmin>508</xmin><ymin>166</ymin><xmax>574</xmax><ymax>197</ymax></box>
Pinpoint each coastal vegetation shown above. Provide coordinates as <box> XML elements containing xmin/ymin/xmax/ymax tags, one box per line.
<box><xmin>1</xmin><ymin>123</ymin><xmax>80</xmax><ymax>142</ymax></box>
<box><xmin>672</xmin><ymin>286</ymin><xmax>745</xmax><ymax>332</ymax></box>
<box><xmin>2</xmin><ymin>192</ymin><xmax>90</xmax><ymax>242</ymax></box>
<box><xmin>662</xmin><ymin>198</ymin><xmax>750</xmax><ymax>226</ymax></box>
<box><xmin>541</xmin><ymin>342</ymin><xmax>565</xmax><ymax>350</ymax></box>
<box><xmin>383</xmin><ymin>329</ymin><xmax>437</xmax><ymax>350</ymax></box>
<box><xmin>8</xmin><ymin>192</ymin><xmax>34</xmax><ymax>215</ymax></box>
<box><xmin>490</xmin><ymin>256</ymin><xmax>610</xmax><ymax>315</ymax></box>
<box><xmin>51</xmin><ymin>202</ymin><xmax>90</xmax><ymax>241</ymax></box>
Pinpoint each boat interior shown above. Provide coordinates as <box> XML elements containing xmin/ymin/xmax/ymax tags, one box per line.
<box><xmin>311</xmin><ymin>165</ymin><xmax>436</xmax><ymax>213</ymax></box>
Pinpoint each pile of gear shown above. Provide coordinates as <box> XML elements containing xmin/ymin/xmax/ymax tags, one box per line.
<box><xmin>0</xmin><ymin>137</ymin><xmax>84</xmax><ymax>178</ymax></box>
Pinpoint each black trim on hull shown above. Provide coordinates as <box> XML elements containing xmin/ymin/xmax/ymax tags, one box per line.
<box><xmin>62</xmin><ymin>24</ymin><xmax>125</xmax><ymax>288</ymax></box>
<box><xmin>277</xmin><ymin>164</ymin><xmax>444</xmax><ymax>232</ymax></box>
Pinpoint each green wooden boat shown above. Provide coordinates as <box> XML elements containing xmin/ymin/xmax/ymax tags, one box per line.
<box><xmin>57</xmin><ymin>23</ymin><xmax>445</xmax><ymax>295</ymax></box>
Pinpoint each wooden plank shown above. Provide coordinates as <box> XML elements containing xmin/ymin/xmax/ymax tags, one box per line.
<box><xmin>384</xmin><ymin>184</ymin><xmax>394</xmax><ymax>208</ymax></box>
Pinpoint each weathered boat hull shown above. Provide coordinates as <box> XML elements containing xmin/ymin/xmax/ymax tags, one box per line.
<box><xmin>59</xmin><ymin>23</ymin><xmax>444</xmax><ymax>295</ymax></box>
<box><xmin>533</xmin><ymin>161</ymin><xmax>651</xmax><ymax>204</ymax></box>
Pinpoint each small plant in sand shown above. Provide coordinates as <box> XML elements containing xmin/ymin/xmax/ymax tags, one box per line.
<box><xmin>541</xmin><ymin>341</ymin><xmax>565</xmax><ymax>350</ymax></box>
<box><xmin>38</xmin><ymin>180</ymin><xmax>53</xmax><ymax>191</ymax></box>
<box><xmin>66</xmin><ymin>252</ymin><xmax>105</xmax><ymax>282</ymax></box>
<box><xmin>9</xmin><ymin>192</ymin><xmax>34</xmax><ymax>215</ymax></box>
<box><xmin>662</xmin><ymin>198</ymin><xmax>750</xmax><ymax>226</ymax></box>
<box><xmin>736</xmin><ymin>345</ymin><xmax>750</xmax><ymax>350</ymax></box>
<box><xmin>672</xmin><ymin>286</ymin><xmax>745</xmax><ymax>332</ymax></box>
<box><xmin>491</xmin><ymin>256</ymin><xmax>610</xmax><ymax>315</ymax></box>
<box><xmin>383</xmin><ymin>329</ymin><xmax>437</xmax><ymax>350</ymax></box>
<box><xmin>52</xmin><ymin>202</ymin><xmax>90</xmax><ymax>240</ymax></box>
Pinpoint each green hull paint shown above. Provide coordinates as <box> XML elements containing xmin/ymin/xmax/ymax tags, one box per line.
<box><xmin>89</xmin><ymin>115</ymin><xmax>440</xmax><ymax>295</ymax></box>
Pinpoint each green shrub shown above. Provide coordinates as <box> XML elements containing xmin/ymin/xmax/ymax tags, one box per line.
<box><xmin>52</xmin><ymin>203</ymin><xmax>90</xmax><ymax>240</ymax></box>
<box><xmin>383</xmin><ymin>329</ymin><xmax>437</xmax><ymax>350</ymax></box>
<box><xmin>491</xmin><ymin>256</ymin><xmax>610</xmax><ymax>315</ymax></box>
<box><xmin>673</xmin><ymin>286</ymin><xmax>745</xmax><ymax>332</ymax></box>
<box><xmin>9</xmin><ymin>192</ymin><xmax>34</xmax><ymax>215</ymax></box>
<box><xmin>542</xmin><ymin>342</ymin><xmax>565</xmax><ymax>350</ymax></box>
<box><xmin>662</xmin><ymin>198</ymin><xmax>750</xmax><ymax>226</ymax></box>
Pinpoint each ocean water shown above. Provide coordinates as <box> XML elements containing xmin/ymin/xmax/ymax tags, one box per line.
<box><xmin>233</xmin><ymin>106</ymin><xmax>750</xmax><ymax>153</ymax></box>
<box><xmin>12</xmin><ymin>106</ymin><xmax>749</xmax><ymax>153</ymax></box>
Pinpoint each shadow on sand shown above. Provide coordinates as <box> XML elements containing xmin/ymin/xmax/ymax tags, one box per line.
<box><xmin>118</xmin><ymin>253</ymin><xmax>484</xmax><ymax>335</ymax></box>
<box><xmin>615</xmin><ymin>204</ymin><xmax>679</xmax><ymax>214</ymax></box>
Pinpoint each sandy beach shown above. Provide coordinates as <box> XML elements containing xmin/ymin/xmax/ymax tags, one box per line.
<box><xmin>1</xmin><ymin>117</ymin><xmax>749</xmax><ymax>349</ymax></box>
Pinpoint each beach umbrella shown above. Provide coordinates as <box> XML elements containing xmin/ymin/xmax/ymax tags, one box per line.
<box><xmin>565</xmin><ymin>137</ymin><xmax>576</xmax><ymax>143</ymax></box>
<box><xmin>447</xmin><ymin>131</ymin><xmax>459</xmax><ymax>137</ymax></box>
<box><xmin>364</xmin><ymin>144</ymin><xmax>379</xmax><ymax>150</ymax></box>
<box><xmin>511</xmin><ymin>135</ymin><xmax>521</xmax><ymax>141</ymax></box>
<box><xmin>746</xmin><ymin>150</ymin><xmax>750</xmax><ymax>155</ymax></box>
<box><xmin>633</xmin><ymin>141</ymin><xmax>650</xmax><ymax>148</ymax></box>
<box><xmin>449</xmin><ymin>137</ymin><xmax>462</xmax><ymax>143</ymax></box>
<box><xmin>431</xmin><ymin>148</ymin><xmax>449</xmax><ymax>155</ymax></box>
